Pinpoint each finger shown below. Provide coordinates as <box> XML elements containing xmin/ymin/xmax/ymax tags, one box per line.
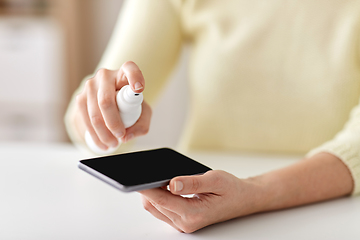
<box><xmin>139</xmin><ymin>188</ymin><xmax>185</xmax><ymax>215</ymax></box>
<box><xmin>169</xmin><ymin>170</ymin><xmax>220</xmax><ymax>195</ymax></box>
<box><xmin>76</xmin><ymin>92</ymin><xmax>108</xmax><ymax>150</ymax></box>
<box><xmin>86</xmin><ymin>79</ymin><xmax>119</xmax><ymax>148</ymax></box>
<box><xmin>97</xmin><ymin>70</ymin><xmax>126</xmax><ymax>138</ymax></box>
<box><xmin>141</xmin><ymin>196</ymin><xmax>184</xmax><ymax>233</ymax></box>
<box><xmin>121</xmin><ymin>101</ymin><xmax>152</xmax><ymax>143</ymax></box>
<box><xmin>116</xmin><ymin>61</ymin><xmax>145</xmax><ymax>93</ymax></box>
<box><xmin>149</xmin><ymin>201</ymin><xmax>183</xmax><ymax>228</ymax></box>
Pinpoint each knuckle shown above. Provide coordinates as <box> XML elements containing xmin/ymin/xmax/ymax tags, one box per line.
<box><xmin>107</xmin><ymin>121</ymin><xmax>122</xmax><ymax>132</ymax></box>
<box><xmin>90</xmin><ymin>115</ymin><xmax>104</xmax><ymax>127</ymax></box>
<box><xmin>143</xmin><ymin>127</ymin><xmax>150</xmax><ymax>135</ymax></box>
<box><xmin>212</xmin><ymin>171</ymin><xmax>224</xmax><ymax>186</ymax></box>
<box><xmin>95</xmin><ymin>68</ymin><xmax>109</xmax><ymax>78</ymax></box>
<box><xmin>181</xmin><ymin>214</ymin><xmax>203</xmax><ymax>233</ymax></box>
<box><xmin>181</xmin><ymin>223</ymin><xmax>197</xmax><ymax>234</ymax></box>
<box><xmin>98</xmin><ymin>92</ymin><xmax>114</xmax><ymax>110</ymax></box>
<box><xmin>191</xmin><ymin>178</ymin><xmax>201</xmax><ymax>193</ymax></box>
<box><xmin>208</xmin><ymin>170</ymin><xmax>221</xmax><ymax>181</ymax></box>
<box><xmin>123</xmin><ymin>61</ymin><xmax>143</xmax><ymax>74</ymax></box>
<box><xmin>206</xmin><ymin>170</ymin><xmax>225</xmax><ymax>191</ymax></box>
<box><xmin>75</xmin><ymin>94</ymin><xmax>85</xmax><ymax>106</ymax></box>
<box><xmin>123</xmin><ymin>60</ymin><xmax>135</xmax><ymax>66</ymax></box>
<box><xmin>85</xmin><ymin>78</ymin><xmax>95</xmax><ymax>90</ymax></box>
<box><xmin>138</xmin><ymin>124</ymin><xmax>150</xmax><ymax>135</ymax></box>
<box><xmin>123</xmin><ymin>60</ymin><xmax>136</xmax><ymax>68</ymax></box>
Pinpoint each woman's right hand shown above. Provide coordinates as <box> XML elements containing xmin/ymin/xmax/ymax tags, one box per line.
<box><xmin>74</xmin><ymin>61</ymin><xmax>152</xmax><ymax>151</ymax></box>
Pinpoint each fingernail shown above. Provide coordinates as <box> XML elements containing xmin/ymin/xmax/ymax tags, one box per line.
<box><xmin>100</xmin><ymin>145</ymin><xmax>108</xmax><ymax>150</ymax></box>
<box><xmin>174</xmin><ymin>181</ymin><xmax>183</xmax><ymax>192</ymax></box>
<box><xmin>115</xmin><ymin>131</ymin><xmax>125</xmax><ymax>138</ymax></box>
<box><xmin>125</xmin><ymin>133</ymin><xmax>134</xmax><ymax>142</ymax></box>
<box><xmin>110</xmin><ymin>140</ymin><xmax>119</xmax><ymax>148</ymax></box>
<box><xmin>134</xmin><ymin>82</ymin><xmax>143</xmax><ymax>91</ymax></box>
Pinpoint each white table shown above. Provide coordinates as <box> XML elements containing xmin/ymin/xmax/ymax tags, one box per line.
<box><xmin>1</xmin><ymin>142</ymin><xmax>359</xmax><ymax>240</ymax></box>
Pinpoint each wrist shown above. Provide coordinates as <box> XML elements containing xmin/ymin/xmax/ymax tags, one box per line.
<box><xmin>246</xmin><ymin>171</ymin><xmax>293</xmax><ymax>213</ymax></box>
<box><xmin>235</xmin><ymin>175</ymin><xmax>272</xmax><ymax>217</ymax></box>
<box><xmin>242</xmin><ymin>152</ymin><xmax>354</xmax><ymax>214</ymax></box>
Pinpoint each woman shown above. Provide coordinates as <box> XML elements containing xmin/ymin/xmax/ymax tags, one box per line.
<box><xmin>65</xmin><ymin>0</ymin><xmax>360</xmax><ymax>233</ymax></box>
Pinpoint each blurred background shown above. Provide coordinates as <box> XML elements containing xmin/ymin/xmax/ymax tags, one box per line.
<box><xmin>0</xmin><ymin>0</ymin><xmax>189</xmax><ymax>148</ymax></box>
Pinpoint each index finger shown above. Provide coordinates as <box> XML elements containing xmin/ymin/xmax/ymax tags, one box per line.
<box><xmin>116</xmin><ymin>61</ymin><xmax>145</xmax><ymax>93</ymax></box>
<box><xmin>97</xmin><ymin>70</ymin><xmax>125</xmax><ymax>138</ymax></box>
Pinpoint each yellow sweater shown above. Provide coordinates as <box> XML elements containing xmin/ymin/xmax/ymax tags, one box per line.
<box><xmin>65</xmin><ymin>0</ymin><xmax>360</xmax><ymax>194</ymax></box>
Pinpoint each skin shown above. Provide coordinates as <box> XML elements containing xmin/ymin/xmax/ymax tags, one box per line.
<box><xmin>140</xmin><ymin>152</ymin><xmax>354</xmax><ymax>233</ymax></box>
<box><xmin>74</xmin><ymin>61</ymin><xmax>152</xmax><ymax>150</ymax></box>
<box><xmin>73</xmin><ymin>61</ymin><xmax>354</xmax><ymax>234</ymax></box>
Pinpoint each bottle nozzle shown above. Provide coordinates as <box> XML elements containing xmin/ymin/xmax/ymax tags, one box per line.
<box><xmin>122</xmin><ymin>85</ymin><xmax>143</xmax><ymax>104</ymax></box>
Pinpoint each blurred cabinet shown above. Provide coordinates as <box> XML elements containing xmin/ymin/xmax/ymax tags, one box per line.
<box><xmin>0</xmin><ymin>0</ymin><xmax>75</xmax><ymax>142</ymax></box>
<box><xmin>0</xmin><ymin>17</ymin><xmax>65</xmax><ymax>141</ymax></box>
<box><xmin>0</xmin><ymin>0</ymin><xmax>124</xmax><ymax>142</ymax></box>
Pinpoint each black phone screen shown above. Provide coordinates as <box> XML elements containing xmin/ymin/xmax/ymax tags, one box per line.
<box><xmin>79</xmin><ymin>148</ymin><xmax>212</xmax><ymax>190</ymax></box>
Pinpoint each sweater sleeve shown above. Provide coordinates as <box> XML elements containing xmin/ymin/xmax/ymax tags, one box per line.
<box><xmin>64</xmin><ymin>0</ymin><xmax>183</xmax><ymax>154</ymax></box>
<box><xmin>307</xmin><ymin>99</ymin><xmax>360</xmax><ymax>195</ymax></box>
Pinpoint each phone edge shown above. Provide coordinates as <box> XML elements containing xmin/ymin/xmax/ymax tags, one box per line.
<box><xmin>78</xmin><ymin>162</ymin><xmax>129</xmax><ymax>192</ymax></box>
<box><xmin>78</xmin><ymin>162</ymin><xmax>170</xmax><ymax>192</ymax></box>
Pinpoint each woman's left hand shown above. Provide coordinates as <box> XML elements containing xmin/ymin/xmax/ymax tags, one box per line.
<box><xmin>139</xmin><ymin>170</ymin><xmax>263</xmax><ymax>233</ymax></box>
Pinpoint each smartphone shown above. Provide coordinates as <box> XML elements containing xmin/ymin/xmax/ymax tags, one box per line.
<box><xmin>78</xmin><ymin>148</ymin><xmax>212</xmax><ymax>192</ymax></box>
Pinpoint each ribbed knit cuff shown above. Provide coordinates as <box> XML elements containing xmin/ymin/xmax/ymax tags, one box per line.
<box><xmin>307</xmin><ymin>142</ymin><xmax>360</xmax><ymax>196</ymax></box>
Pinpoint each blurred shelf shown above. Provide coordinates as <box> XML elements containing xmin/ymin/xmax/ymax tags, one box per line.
<box><xmin>0</xmin><ymin>0</ymin><xmax>79</xmax><ymax>142</ymax></box>
<box><xmin>0</xmin><ymin>0</ymin><xmax>124</xmax><ymax>143</ymax></box>
<box><xmin>0</xmin><ymin>0</ymin><xmax>50</xmax><ymax>16</ymax></box>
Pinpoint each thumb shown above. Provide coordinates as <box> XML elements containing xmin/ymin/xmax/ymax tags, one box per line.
<box><xmin>169</xmin><ymin>170</ymin><xmax>218</xmax><ymax>195</ymax></box>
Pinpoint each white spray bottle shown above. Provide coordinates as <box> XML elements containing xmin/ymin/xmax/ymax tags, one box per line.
<box><xmin>85</xmin><ymin>85</ymin><xmax>143</xmax><ymax>155</ymax></box>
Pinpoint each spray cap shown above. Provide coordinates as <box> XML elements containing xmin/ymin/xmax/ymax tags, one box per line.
<box><xmin>123</xmin><ymin>85</ymin><xmax>144</xmax><ymax>104</ymax></box>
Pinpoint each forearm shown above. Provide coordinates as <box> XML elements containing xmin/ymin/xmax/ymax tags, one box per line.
<box><xmin>253</xmin><ymin>152</ymin><xmax>354</xmax><ymax>212</ymax></box>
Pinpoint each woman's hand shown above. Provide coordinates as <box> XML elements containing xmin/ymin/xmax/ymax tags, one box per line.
<box><xmin>74</xmin><ymin>61</ymin><xmax>152</xmax><ymax>150</ymax></box>
<box><xmin>139</xmin><ymin>153</ymin><xmax>354</xmax><ymax>233</ymax></box>
<box><xmin>139</xmin><ymin>170</ymin><xmax>263</xmax><ymax>233</ymax></box>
